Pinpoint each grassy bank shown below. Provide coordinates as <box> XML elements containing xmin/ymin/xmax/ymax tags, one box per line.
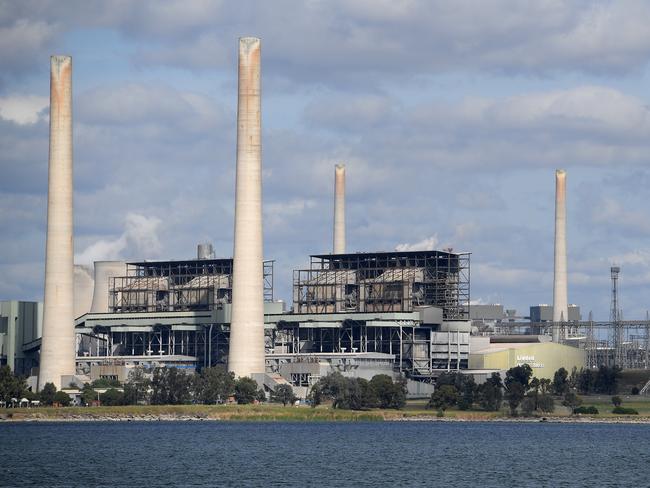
<box><xmin>2</xmin><ymin>396</ymin><xmax>650</xmax><ymax>422</ymax></box>
<box><xmin>0</xmin><ymin>404</ymin><xmax>386</xmax><ymax>422</ymax></box>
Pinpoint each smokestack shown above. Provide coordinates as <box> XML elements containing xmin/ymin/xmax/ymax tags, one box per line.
<box><xmin>552</xmin><ymin>169</ymin><xmax>568</xmax><ymax>341</ymax></box>
<box><xmin>333</xmin><ymin>164</ymin><xmax>346</xmax><ymax>254</ymax></box>
<box><xmin>90</xmin><ymin>261</ymin><xmax>126</xmax><ymax>313</ymax></box>
<box><xmin>39</xmin><ymin>56</ymin><xmax>74</xmax><ymax>390</ymax></box>
<box><xmin>228</xmin><ymin>37</ymin><xmax>265</xmax><ymax>377</ymax></box>
<box><xmin>197</xmin><ymin>242</ymin><xmax>215</xmax><ymax>260</ymax></box>
<box><xmin>73</xmin><ymin>264</ymin><xmax>94</xmax><ymax>318</ymax></box>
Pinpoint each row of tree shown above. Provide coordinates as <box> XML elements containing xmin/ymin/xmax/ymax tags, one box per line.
<box><xmin>308</xmin><ymin>373</ymin><xmax>407</xmax><ymax>410</ymax></box>
<box><xmin>429</xmin><ymin>365</ymin><xmax>556</xmax><ymax>416</ymax></box>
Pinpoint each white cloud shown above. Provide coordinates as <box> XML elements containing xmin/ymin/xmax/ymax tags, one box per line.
<box><xmin>0</xmin><ymin>95</ymin><xmax>48</xmax><ymax>124</ymax></box>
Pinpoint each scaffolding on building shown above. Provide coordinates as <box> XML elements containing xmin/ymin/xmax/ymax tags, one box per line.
<box><xmin>292</xmin><ymin>251</ymin><xmax>470</xmax><ymax>319</ymax></box>
<box><xmin>109</xmin><ymin>258</ymin><xmax>274</xmax><ymax>313</ymax></box>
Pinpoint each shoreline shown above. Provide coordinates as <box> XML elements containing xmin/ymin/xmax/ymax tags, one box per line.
<box><xmin>2</xmin><ymin>407</ymin><xmax>649</xmax><ymax>424</ymax></box>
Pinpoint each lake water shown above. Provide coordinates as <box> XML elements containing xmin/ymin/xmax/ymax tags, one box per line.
<box><xmin>1</xmin><ymin>421</ymin><xmax>648</xmax><ymax>487</ymax></box>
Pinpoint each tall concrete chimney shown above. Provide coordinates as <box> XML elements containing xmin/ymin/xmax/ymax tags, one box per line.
<box><xmin>39</xmin><ymin>56</ymin><xmax>74</xmax><ymax>390</ymax></box>
<box><xmin>228</xmin><ymin>37</ymin><xmax>265</xmax><ymax>377</ymax></box>
<box><xmin>90</xmin><ymin>261</ymin><xmax>127</xmax><ymax>313</ymax></box>
<box><xmin>552</xmin><ymin>169</ymin><xmax>568</xmax><ymax>341</ymax></box>
<box><xmin>333</xmin><ymin>164</ymin><xmax>346</xmax><ymax>254</ymax></box>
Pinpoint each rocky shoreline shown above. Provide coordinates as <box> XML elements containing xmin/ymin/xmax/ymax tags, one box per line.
<box><xmin>2</xmin><ymin>412</ymin><xmax>650</xmax><ymax>424</ymax></box>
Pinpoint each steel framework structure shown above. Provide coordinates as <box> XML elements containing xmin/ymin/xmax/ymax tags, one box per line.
<box><xmin>108</xmin><ymin>259</ymin><xmax>274</xmax><ymax>313</ymax></box>
<box><xmin>292</xmin><ymin>251</ymin><xmax>470</xmax><ymax>319</ymax></box>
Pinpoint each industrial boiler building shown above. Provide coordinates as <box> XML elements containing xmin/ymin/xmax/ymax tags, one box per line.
<box><xmin>74</xmin><ymin>249</ymin><xmax>472</xmax><ymax>391</ymax></box>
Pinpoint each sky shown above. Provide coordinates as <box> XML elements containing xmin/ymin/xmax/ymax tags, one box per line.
<box><xmin>2</xmin><ymin>0</ymin><xmax>650</xmax><ymax>320</ymax></box>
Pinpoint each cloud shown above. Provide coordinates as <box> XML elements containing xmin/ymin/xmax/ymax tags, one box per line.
<box><xmin>0</xmin><ymin>95</ymin><xmax>48</xmax><ymax>124</ymax></box>
<box><xmin>75</xmin><ymin>213</ymin><xmax>162</xmax><ymax>264</ymax></box>
<box><xmin>5</xmin><ymin>1</ymin><xmax>650</xmax><ymax>90</ymax></box>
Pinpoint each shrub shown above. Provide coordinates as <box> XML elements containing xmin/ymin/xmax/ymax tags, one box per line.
<box><xmin>100</xmin><ymin>388</ymin><xmax>125</xmax><ymax>406</ymax></box>
<box><xmin>611</xmin><ymin>396</ymin><xmax>622</xmax><ymax>407</ymax></box>
<box><xmin>428</xmin><ymin>385</ymin><xmax>459</xmax><ymax>411</ymax></box>
<box><xmin>573</xmin><ymin>406</ymin><xmax>599</xmax><ymax>415</ymax></box>
<box><xmin>53</xmin><ymin>391</ymin><xmax>71</xmax><ymax>407</ymax></box>
<box><xmin>631</xmin><ymin>387</ymin><xmax>640</xmax><ymax>395</ymax></box>
<box><xmin>612</xmin><ymin>406</ymin><xmax>638</xmax><ymax>415</ymax></box>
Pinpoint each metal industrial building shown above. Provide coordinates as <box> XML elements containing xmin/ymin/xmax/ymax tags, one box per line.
<box><xmin>469</xmin><ymin>335</ymin><xmax>586</xmax><ymax>380</ymax></box>
<box><xmin>0</xmin><ymin>301</ymin><xmax>42</xmax><ymax>377</ymax></box>
<box><xmin>74</xmin><ymin>249</ymin><xmax>472</xmax><ymax>392</ymax></box>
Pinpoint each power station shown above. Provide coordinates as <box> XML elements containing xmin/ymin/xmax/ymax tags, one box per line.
<box><xmin>9</xmin><ymin>39</ymin><xmax>647</xmax><ymax>395</ymax></box>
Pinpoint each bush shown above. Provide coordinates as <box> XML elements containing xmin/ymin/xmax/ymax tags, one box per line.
<box><xmin>234</xmin><ymin>377</ymin><xmax>259</xmax><ymax>404</ymax></box>
<box><xmin>611</xmin><ymin>396</ymin><xmax>622</xmax><ymax>407</ymax></box>
<box><xmin>100</xmin><ymin>388</ymin><xmax>125</xmax><ymax>406</ymax></box>
<box><xmin>631</xmin><ymin>387</ymin><xmax>640</xmax><ymax>395</ymax></box>
<box><xmin>573</xmin><ymin>406</ymin><xmax>599</xmax><ymax>415</ymax></box>
<box><xmin>370</xmin><ymin>375</ymin><xmax>407</xmax><ymax>410</ymax></box>
<box><xmin>271</xmin><ymin>384</ymin><xmax>296</xmax><ymax>406</ymax></box>
<box><xmin>53</xmin><ymin>391</ymin><xmax>71</xmax><ymax>407</ymax></box>
<box><xmin>428</xmin><ymin>385</ymin><xmax>458</xmax><ymax>411</ymax></box>
<box><xmin>612</xmin><ymin>406</ymin><xmax>638</xmax><ymax>415</ymax></box>
<box><xmin>39</xmin><ymin>383</ymin><xmax>57</xmax><ymax>406</ymax></box>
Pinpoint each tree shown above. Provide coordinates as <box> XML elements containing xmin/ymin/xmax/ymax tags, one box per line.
<box><xmin>537</xmin><ymin>393</ymin><xmax>555</xmax><ymax>413</ymax></box>
<box><xmin>308</xmin><ymin>384</ymin><xmax>323</xmax><ymax>408</ymax></box>
<box><xmin>477</xmin><ymin>373</ymin><xmax>503</xmax><ymax>411</ymax></box>
<box><xmin>428</xmin><ymin>385</ymin><xmax>459</xmax><ymax>411</ymax></box>
<box><xmin>552</xmin><ymin>368</ymin><xmax>569</xmax><ymax>396</ymax></box>
<box><xmin>53</xmin><ymin>391</ymin><xmax>71</xmax><ymax>407</ymax></box>
<box><xmin>123</xmin><ymin>367</ymin><xmax>151</xmax><ymax>405</ymax></box>
<box><xmin>562</xmin><ymin>391</ymin><xmax>582</xmax><ymax>411</ymax></box>
<box><xmin>505</xmin><ymin>382</ymin><xmax>525</xmax><ymax>416</ymax></box>
<box><xmin>594</xmin><ymin>366</ymin><xmax>621</xmax><ymax>395</ymax></box>
<box><xmin>39</xmin><ymin>383</ymin><xmax>57</xmax><ymax>406</ymax></box>
<box><xmin>195</xmin><ymin>366</ymin><xmax>234</xmax><ymax>404</ymax></box>
<box><xmin>0</xmin><ymin>366</ymin><xmax>28</xmax><ymax>403</ymax></box>
<box><xmin>91</xmin><ymin>378</ymin><xmax>121</xmax><ymax>388</ymax></box>
<box><xmin>256</xmin><ymin>389</ymin><xmax>267</xmax><ymax>403</ymax></box>
<box><xmin>151</xmin><ymin>367</ymin><xmax>192</xmax><ymax>405</ymax></box>
<box><xmin>234</xmin><ymin>377</ymin><xmax>259</xmax><ymax>404</ymax></box>
<box><xmin>369</xmin><ymin>375</ymin><xmax>407</xmax><ymax>410</ymax></box>
<box><xmin>611</xmin><ymin>396</ymin><xmax>622</xmax><ymax>407</ymax></box>
<box><xmin>576</xmin><ymin>368</ymin><xmax>595</xmax><ymax>394</ymax></box>
<box><xmin>271</xmin><ymin>384</ymin><xmax>296</xmax><ymax>406</ymax></box>
<box><xmin>100</xmin><ymin>388</ymin><xmax>125</xmax><ymax>406</ymax></box>
<box><xmin>505</xmin><ymin>364</ymin><xmax>533</xmax><ymax>390</ymax></box>
<box><xmin>79</xmin><ymin>383</ymin><xmax>98</xmax><ymax>406</ymax></box>
<box><xmin>457</xmin><ymin>376</ymin><xmax>477</xmax><ymax>411</ymax></box>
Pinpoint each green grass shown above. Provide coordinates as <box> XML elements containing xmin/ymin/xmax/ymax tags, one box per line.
<box><xmin>575</xmin><ymin>395</ymin><xmax>650</xmax><ymax>417</ymax></box>
<box><xmin>3</xmin><ymin>396</ymin><xmax>650</xmax><ymax>422</ymax></box>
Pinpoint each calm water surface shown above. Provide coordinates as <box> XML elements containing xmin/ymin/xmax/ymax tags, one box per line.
<box><xmin>0</xmin><ymin>421</ymin><xmax>648</xmax><ymax>487</ymax></box>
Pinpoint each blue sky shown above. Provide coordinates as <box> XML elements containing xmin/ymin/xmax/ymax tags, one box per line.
<box><xmin>2</xmin><ymin>0</ymin><xmax>650</xmax><ymax>320</ymax></box>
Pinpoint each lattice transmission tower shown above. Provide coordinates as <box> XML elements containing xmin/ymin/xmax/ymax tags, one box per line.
<box><xmin>610</xmin><ymin>266</ymin><xmax>624</xmax><ymax>367</ymax></box>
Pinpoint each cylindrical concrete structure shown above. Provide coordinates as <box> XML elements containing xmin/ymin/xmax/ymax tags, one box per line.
<box><xmin>197</xmin><ymin>242</ymin><xmax>215</xmax><ymax>260</ymax></box>
<box><xmin>333</xmin><ymin>164</ymin><xmax>346</xmax><ymax>254</ymax></box>
<box><xmin>228</xmin><ymin>37</ymin><xmax>265</xmax><ymax>378</ymax></box>
<box><xmin>552</xmin><ymin>169</ymin><xmax>568</xmax><ymax>342</ymax></box>
<box><xmin>73</xmin><ymin>264</ymin><xmax>94</xmax><ymax>318</ymax></box>
<box><xmin>90</xmin><ymin>261</ymin><xmax>126</xmax><ymax>313</ymax></box>
<box><xmin>39</xmin><ymin>55</ymin><xmax>75</xmax><ymax>390</ymax></box>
